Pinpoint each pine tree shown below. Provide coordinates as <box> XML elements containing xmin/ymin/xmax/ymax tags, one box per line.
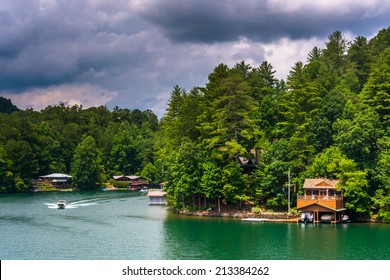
<box><xmin>346</xmin><ymin>36</ymin><xmax>371</xmax><ymax>92</ymax></box>
<box><xmin>200</xmin><ymin>67</ymin><xmax>257</xmax><ymax>160</ymax></box>
<box><xmin>360</xmin><ymin>48</ymin><xmax>390</xmax><ymax>128</ymax></box>
<box><xmin>71</xmin><ymin>136</ymin><xmax>102</xmax><ymax>190</ymax></box>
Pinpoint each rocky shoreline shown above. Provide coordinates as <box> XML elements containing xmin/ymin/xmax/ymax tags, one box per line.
<box><xmin>177</xmin><ymin>209</ymin><xmax>297</xmax><ymax>220</ymax></box>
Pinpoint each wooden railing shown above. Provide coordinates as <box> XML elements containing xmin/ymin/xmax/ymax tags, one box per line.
<box><xmin>297</xmin><ymin>195</ymin><xmax>343</xmax><ymax>201</ymax></box>
<box><xmin>297</xmin><ymin>195</ymin><xmax>344</xmax><ymax>210</ymax></box>
<box><xmin>148</xmin><ymin>188</ymin><xmax>164</xmax><ymax>193</ymax></box>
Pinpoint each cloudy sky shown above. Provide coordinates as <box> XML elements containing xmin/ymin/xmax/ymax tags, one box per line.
<box><xmin>1</xmin><ymin>0</ymin><xmax>389</xmax><ymax>117</ymax></box>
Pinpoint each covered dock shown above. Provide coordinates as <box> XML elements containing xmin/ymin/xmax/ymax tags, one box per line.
<box><xmin>147</xmin><ymin>189</ymin><xmax>167</xmax><ymax>205</ymax></box>
<box><xmin>297</xmin><ymin>178</ymin><xmax>347</xmax><ymax>223</ymax></box>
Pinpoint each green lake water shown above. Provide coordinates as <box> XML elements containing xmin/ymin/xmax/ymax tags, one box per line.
<box><xmin>0</xmin><ymin>191</ymin><xmax>389</xmax><ymax>260</ymax></box>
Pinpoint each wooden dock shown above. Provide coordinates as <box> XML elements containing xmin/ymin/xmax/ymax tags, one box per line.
<box><xmin>242</xmin><ymin>217</ymin><xmax>301</xmax><ymax>223</ymax></box>
<box><xmin>241</xmin><ymin>218</ymin><xmax>269</xmax><ymax>222</ymax></box>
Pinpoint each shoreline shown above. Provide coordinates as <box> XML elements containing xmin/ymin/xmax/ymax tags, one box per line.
<box><xmin>176</xmin><ymin>209</ymin><xmax>383</xmax><ymax>224</ymax></box>
<box><xmin>4</xmin><ymin>189</ymin><xmax>386</xmax><ymax>224</ymax></box>
<box><xmin>177</xmin><ymin>209</ymin><xmax>299</xmax><ymax>221</ymax></box>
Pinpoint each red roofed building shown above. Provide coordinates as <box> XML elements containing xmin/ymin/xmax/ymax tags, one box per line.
<box><xmin>112</xmin><ymin>175</ymin><xmax>150</xmax><ymax>190</ymax></box>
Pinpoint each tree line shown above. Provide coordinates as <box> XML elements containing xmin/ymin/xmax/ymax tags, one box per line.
<box><xmin>1</xmin><ymin>27</ymin><xmax>390</xmax><ymax>222</ymax></box>
<box><xmin>0</xmin><ymin>103</ymin><xmax>159</xmax><ymax>191</ymax></box>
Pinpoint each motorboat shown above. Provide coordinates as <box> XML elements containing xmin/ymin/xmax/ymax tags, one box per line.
<box><xmin>301</xmin><ymin>212</ymin><xmax>314</xmax><ymax>223</ymax></box>
<box><xmin>341</xmin><ymin>214</ymin><xmax>351</xmax><ymax>223</ymax></box>
<box><xmin>57</xmin><ymin>200</ymin><xmax>66</xmax><ymax>209</ymax></box>
<box><xmin>320</xmin><ymin>214</ymin><xmax>335</xmax><ymax>222</ymax></box>
<box><xmin>139</xmin><ymin>187</ymin><xmax>148</xmax><ymax>193</ymax></box>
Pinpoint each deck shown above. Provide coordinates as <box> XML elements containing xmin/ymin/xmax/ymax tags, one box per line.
<box><xmin>297</xmin><ymin>195</ymin><xmax>344</xmax><ymax>210</ymax></box>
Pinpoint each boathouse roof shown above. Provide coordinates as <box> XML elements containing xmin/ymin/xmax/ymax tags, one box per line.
<box><xmin>113</xmin><ymin>175</ymin><xmax>144</xmax><ymax>180</ymax></box>
<box><xmin>303</xmin><ymin>178</ymin><xmax>339</xmax><ymax>189</ymax></box>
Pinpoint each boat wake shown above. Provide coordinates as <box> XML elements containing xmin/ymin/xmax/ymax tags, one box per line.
<box><xmin>44</xmin><ymin>203</ymin><xmax>59</xmax><ymax>209</ymax></box>
<box><xmin>44</xmin><ymin>200</ymin><xmax>97</xmax><ymax>209</ymax></box>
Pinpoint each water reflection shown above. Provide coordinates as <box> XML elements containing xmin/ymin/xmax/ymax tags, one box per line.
<box><xmin>1</xmin><ymin>192</ymin><xmax>389</xmax><ymax>260</ymax></box>
<box><xmin>162</xmin><ymin>216</ymin><xmax>299</xmax><ymax>259</ymax></box>
<box><xmin>161</xmin><ymin>216</ymin><xmax>390</xmax><ymax>260</ymax></box>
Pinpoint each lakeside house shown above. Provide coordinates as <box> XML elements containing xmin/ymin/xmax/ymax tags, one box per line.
<box><xmin>38</xmin><ymin>173</ymin><xmax>72</xmax><ymax>187</ymax></box>
<box><xmin>297</xmin><ymin>178</ymin><xmax>347</xmax><ymax>223</ymax></box>
<box><xmin>239</xmin><ymin>148</ymin><xmax>261</xmax><ymax>174</ymax></box>
<box><xmin>112</xmin><ymin>175</ymin><xmax>150</xmax><ymax>190</ymax></box>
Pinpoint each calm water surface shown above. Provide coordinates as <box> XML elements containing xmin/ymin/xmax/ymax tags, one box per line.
<box><xmin>0</xmin><ymin>192</ymin><xmax>389</xmax><ymax>260</ymax></box>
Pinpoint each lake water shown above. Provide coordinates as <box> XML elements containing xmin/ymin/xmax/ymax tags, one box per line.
<box><xmin>0</xmin><ymin>191</ymin><xmax>389</xmax><ymax>260</ymax></box>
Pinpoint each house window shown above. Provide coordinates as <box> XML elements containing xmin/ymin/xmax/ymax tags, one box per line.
<box><xmin>319</xmin><ymin>190</ymin><xmax>327</xmax><ymax>197</ymax></box>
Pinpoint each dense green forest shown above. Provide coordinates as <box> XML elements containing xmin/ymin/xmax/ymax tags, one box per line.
<box><xmin>0</xmin><ymin>103</ymin><xmax>159</xmax><ymax>191</ymax></box>
<box><xmin>1</xmin><ymin>28</ymin><xmax>390</xmax><ymax>222</ymax></box>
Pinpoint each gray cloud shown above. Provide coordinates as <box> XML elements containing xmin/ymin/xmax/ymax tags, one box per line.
<box><xmin>1</xmin><ymin>0</ymin><xmax>389</xmax><ymax>117</ymax></box>
<box><xmin>0</xmin><ymin>0</ymin><xmax>144</xmax><ymax>91</ymax></box>
<box><xmin>132</xmin><ymin>0</ymin><xmax>390</xmax><ymax>43</ymax></box>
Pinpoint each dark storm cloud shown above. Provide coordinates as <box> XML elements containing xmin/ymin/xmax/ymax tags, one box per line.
<box><xmin>133</xmin><ymin>0</ymin><xmax>390</xmax><ymax>43</ymax></box>
<box><xmin>0</xmin><ymin>0</ymin><xmax>147</xmax><ymax>92</ymax></box>
<box><xmin>1</xmin><ymin>0</ymin><xmax>389</xmax><ymax>116</ymax></box>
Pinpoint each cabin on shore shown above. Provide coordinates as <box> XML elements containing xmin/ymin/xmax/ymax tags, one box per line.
<box><xmin>112</xmin><ymin>175</ymin><xmax>150</xmax><ymax>190</ymax></box>
<box><xmin>239</xmin><ymin>148</ymin><xmax>261</xmax><ymax>174</ymax></box>
<box><xmin>38</xmin><ymin>173</ymin><xmax>72</xmax><ymax>187</ymax></box>
<box><xmin>297</xmin><ymin>178</ymin><xmax>346</xmax><ymax>223</ymax></box>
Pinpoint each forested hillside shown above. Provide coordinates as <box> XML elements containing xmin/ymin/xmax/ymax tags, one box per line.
<box><xmin>0</xmin><ymin>105</ymin><xmax>159</xmax><ymax>191</ymax></box>
<box><xmin>158</xmin><ymin>28</ymin><xmax>390</xmax><ymax>222</ymax></box>
<box><xmin>1</xmin><ymin>28</ymin><xmax>389</xmax><ymax>222</ymax></box>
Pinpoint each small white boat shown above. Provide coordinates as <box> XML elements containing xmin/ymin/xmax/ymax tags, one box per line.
<box><xmin>320</xmin><ymin>214</ymin><xmax>335</xmax><ymax>222</ymax></box>
<box><xmin>57</xmin><ymin>200</ymin><xmax>66</xmax><ymax>209</ymax></box>
<box><xmin>341</xmin><ymin>214</ymin><xmax>351</xmax><ymax>223</ymax></box>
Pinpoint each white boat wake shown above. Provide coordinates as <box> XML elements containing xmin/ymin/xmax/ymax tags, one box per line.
<box><xmin>44</xmin><ymin>203</ymin><xmax>59</xmax><ymax>209</ymax></box>
<box><xmin>44</xmin><ymin>200</ymin><xmax>97</xmax><ymax>209</ymax></box>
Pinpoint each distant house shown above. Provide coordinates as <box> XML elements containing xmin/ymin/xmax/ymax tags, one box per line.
<box><xmin>297</xmin><ymin>178</ymin><xmax>346</xmax><ymax>223</ymax></box>
<box><xmin>112</xmin><ymin>175</ymin><xmax>150</xmax><ymax>190</ymax></box>
<box><xmin>239</xmin><ymin>148</ymin><xmax>261</xmax><ymax>174</ymax></box>
<box><xmin>39</xmin><ymin>173</ymin><xmax>72</xmax><ymax>187</ymax></box>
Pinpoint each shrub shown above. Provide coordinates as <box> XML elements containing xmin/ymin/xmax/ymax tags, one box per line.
<box><xmin>251</xmin><ymin>207</ymin><xmax>262</xmax><ymax>214</ymax></box>
<box><xmin>378</xmin><ymin>210</ymin><xmax>390</xmax><ymax>223</ymax></box>
<box><xmin>111</xmin><ymin>181</ymin><xmax>129</xmax><ymax>188</ymax></box>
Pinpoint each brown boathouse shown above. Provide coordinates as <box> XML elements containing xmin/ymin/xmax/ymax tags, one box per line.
<box><xmin>297</xmin><ymin>178</ymin><xmax>347</xmax><ymax>223</ymax></box>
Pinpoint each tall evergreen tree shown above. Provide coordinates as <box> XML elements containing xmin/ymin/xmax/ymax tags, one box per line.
<box><xmin>323</xmin><ymin>31</ymin><xmax>348</xmax><ymax>75</ymax></box>
<box><xmin>318</xmin><ymin>31</ymin><xmax>348</xmax><ymax>91</ymax></box>
<box><xmin>346</xmin><ymin>36</ymin><xmax>371</xmax><ymax>92</ymax></box>
<box><xmin>249</xmin><ymin>61</ymin><xmax>281</xmax><ymax>138</ymax></box>
<box><xmin>71</xmin><ymin>136</ymin><xmax>102</xmax><ymax>190</ymax></box>
<box><xmin>278</xmin><ymin>61</ymin><xmax>321</xmax><ymax>138</ymax></box>
<box><xmin>200</xmin><ymin>68</ymin><xmax>257</xmax><ymax>160</ymax></box>
<box><xmin>360</xmin><ymin>48</ymin><xmax>390</xmax><ymax>128</ymax></box>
